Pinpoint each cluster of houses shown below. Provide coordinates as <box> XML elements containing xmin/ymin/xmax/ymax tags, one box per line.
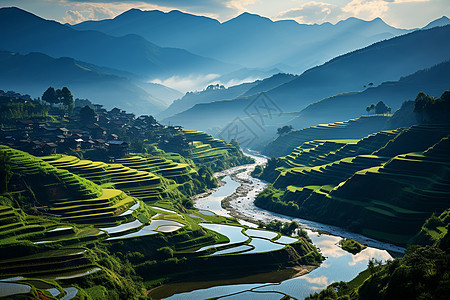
<box><xmin>0</xmin><ymin>102</ymin><xmax>183</xmax><ymax>159</ymax></box>
<box><xmin>0</xmin><ymin>117</ymin><xmax>128</xmax><ymax>157</ymax></box>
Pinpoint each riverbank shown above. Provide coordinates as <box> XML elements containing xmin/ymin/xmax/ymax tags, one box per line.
<box><xmin>219</xmin><ymin>152</ymin><xmax>405</xmax><ymax>254</ymax></box>
<box><xmin>159</xmin><ymin>151</ymin><xmax>398</xmax><ymax>299</ymax></box>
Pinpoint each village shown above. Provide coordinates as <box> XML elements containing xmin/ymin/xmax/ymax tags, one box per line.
<box><xmin>0</xmin><ymin>90</ymin><xmax>183</xmax><ymax>159</ymax></box>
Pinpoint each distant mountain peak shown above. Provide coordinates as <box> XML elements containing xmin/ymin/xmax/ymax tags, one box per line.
<box><xmin>225</xmin><ymin>12</ymin><xmax>273</xmax><ymax>24</ymax></box>
<box><xmin>423</xmin><ymin>16</ymin><xmax>450</xmax><ymax>29</ymax></box>
<box><xmin>371</xmin><ymin>17</ymin><xmax>385</xmax><ymax>23</ymax></box>
<box><xmin>337</xmin><ymin>16</ymin><xmax>388</xmax><ymax>25</ymax></box>
<box><xmin>1</xmin><ymin>6</ymin><xmax>39</xmax><ymax>17</ymax></box>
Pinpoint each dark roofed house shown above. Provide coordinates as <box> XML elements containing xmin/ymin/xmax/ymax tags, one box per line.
<box><xmin>88</xmin><ymin>125</ymin><xmax>107</xmax><ymax>138</ymax></box>
<box><xmin>58</xmin><ymin>128</ymin><xmax>71</xmax><ymax>137</ymax></box>
<box><xmin>107</xmin><ymin>140</ymin><xmax>129</xmax><ymax>158</ymax></box>
<box><xmin>110</xmin><ymin>107</ymin><xmax>123</xmax><ymax>115</ymax></box>
<box><xmin>94</xmin><ymin>139</ymin><xmax>107</xmax><ymax>149</ymax></box>
<box><xmin>17</xmin><ymin>120</ymin><xmax>33</xmax><ymax>131</ymax></box>
<box><xmin>43</xmin><ymin>143</ymin><xmax>57</xmax><ymax>155</ymax></box>
<box><xmin>68</xmin><ymin>138</ymin><xmax>83</xmax><ymax>150</ymax></box>
<box><xmin>81</xmin><ymin>139</ymin><xmax>95</xmax><ymax>149</ymax></box>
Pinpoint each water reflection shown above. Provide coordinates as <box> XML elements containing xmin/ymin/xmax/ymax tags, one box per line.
<box><xmin>348</xmin><ymin>248</ymin><xmax>392</xmax><ymax>267</ymax></box>
<box><xmin>171</xmin><ymin>153</ymin><xmax>398</xmax><ymax>299</ymax></box>
<box><xmin>194</xmin><ymin>176</ymin><xmax>240</xmax><ymax>216</ymax></box>
<box><xmin>301</xmin><ymin>275</ymin><xmax>329</xmax><ymax>290</ymax></box>
<box><xmin>164</xmin><ymin>230</ymin><xmax>393</xmax><ymax>299</ymax></box>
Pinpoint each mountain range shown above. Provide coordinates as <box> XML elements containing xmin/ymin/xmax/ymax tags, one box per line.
<box><xmin>290</xmin><ymin>60</ymin><xmax>450</xmax><ymax>130</ymax></box>
<box><xmin>0</xmin><ymin>7</ymin><xmax>233</xmax><ymax>79</ymax></box>
<box><xmin>162</xmin><ymin>24</ymin><xmax>450</xmax><ymax>146</ymax></box>
<box><xmin>0</xmin><ymin>51</ymin><xmax>177</xmax><ymax>113</ymax></box>
<box><xmin>1</xmin><ymin>6</ymin><xmax>449</xmax><ymax>120</ymax></box>
<box><xmin>73</xmin><ymin>9</ymin><xmax>417</xmax><ymax>73</ymax></box>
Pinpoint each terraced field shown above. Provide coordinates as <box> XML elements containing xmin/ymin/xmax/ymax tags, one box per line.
<box><xmin>42</xmin><ymin>155</ymin><xmax>180</xmax><ymax>203</ymax></box>
<box><xmin>0</xmin><ymin>144</ymin><xmax>320</xmax><ymax>298</ymax></box>
<box><xmin>180</xmin><ymin>130</ymin><xmax>253</xmax><ymax>170</ymax></box>
<box><xmin>264</xmin><ymin>115</ymin><xmax>390</xmax><ymax>157</ymax></box>
<box><xmin>256</xmin><ymin>125</ymin><xmax>450</xmax><ymax>245</ymax></box>
<box><xmin>116</xmin><ymin>155</ymin><xmax>195</xmax><ymax>184</ymax></box>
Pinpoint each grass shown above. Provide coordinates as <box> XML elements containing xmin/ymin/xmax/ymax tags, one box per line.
<box><xmin>255</xmin><ymin>125</ymin><xmax>450</xmax><ymax>246</ymax></box>
<box><xmin>339</xmin><ymin>238</ymin><xmax>367</xmax><ymax>254</ymax></box>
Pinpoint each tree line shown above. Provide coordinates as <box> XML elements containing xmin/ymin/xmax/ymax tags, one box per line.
<box><xmin>42</xmin><ymin>86</ymin><xmax>74</xmax><ymax>112</ymax></box>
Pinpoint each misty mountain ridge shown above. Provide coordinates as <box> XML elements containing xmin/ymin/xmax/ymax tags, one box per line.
<box><xmin>73</xmin><ymin>8</ymin><xmax>419</xmax><ymax>73</ymax></box>
<box><xmin>422</xmin><ymin>16</ymin><xmax>450</xmax><ymax>29</ymax></box>
<box><xmin>0</xmin><ymin>51</ymin><xmax>171</xmax><ymax>114</ymax></box>
<box><xmin>0</xmin><ymin>7</ymin><xmax>235</xmax><ymax>80</ymax></box>
<box><xmin>163</xmin><ymin>25</ymin><xmax>450</xmax><ymax>146</ymax></box>
<box><xmin>158</xmin><ymin>73</ymin><xmax>297</xmax><ymax>120</ymax></box>
<box><xmin>290</xmin><ymin>59</ymin><xmax>450</xmax><ymax>129</ymax></box>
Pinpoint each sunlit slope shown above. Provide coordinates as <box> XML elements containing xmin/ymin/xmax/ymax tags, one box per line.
<box><xmin>256</xmin><ymin>125</ymin><xmax>450</xmax><ymax>244</ymax></box>
<box><xmin>264</xmin><ymin>115</ymin><xmax>390</xmax><ymax>157</ymax></box>
<box><xmin>261</xmin><ymin>128</ymin><xmax>402</xmax><ymax>183</ymax></box>
<box><xmin>41</xmin><ymin>155</ymin><xmax>183</xmax><ymax>202</ymax></box>
<box><xmin>181</xmin><ymin>129</ymin><xmax>253</xmax><ymax>169</ymax></box>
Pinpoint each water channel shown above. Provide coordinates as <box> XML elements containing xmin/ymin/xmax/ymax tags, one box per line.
<box><xmin>165</xmin><ymin>152</ymin><xmax>404</xmax><ymax>299</ymax></box>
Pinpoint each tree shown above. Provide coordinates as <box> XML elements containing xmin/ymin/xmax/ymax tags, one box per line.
<box><xmin>366</xmin><ymin>106</ymin><xmax>371</xmax><ymax>115</ymax></box>
<box><xmin>368</xmin><ymin>258</ymin><xmax>375</xmax><ymax>275</ymax></box>
<box><xmin>281</xmin><ymin>221</ymin><xmax>299</xmax><ymax>236</ymax></box>
<box><xmin>130</xmin><ymin>139</ymin><xmax>146</xmax><ymax>154</ymax></box>
<box><xmin>230</xmin><ymin>138</ymin><xmax>240</xmax><ymax>149</ymax></box>
<box><xmin>42</xmin><ymin>87</ymin><xmax>58</xmax><ymax>105</ymax></box>
<box><xmin>374</xmin><ymin>101</ymin><xmax>391</xmax><ymax>115</ymax></box>
<box><xmin>143</xmin><ymin>115</ymin><xmax>157</xmax><ymax>125</ymax></box>
<box><xmin>0</xmin><ymin>151</ymin><xmax>12</xmax><ymax>193</ymax></box>
<box><xmin>60</xmin><ymin>87</ymin><xmax>74</xmax><ymax>113</ymax></box>
<box><xmin>277</xmin><ymin>125</ymin><xmax>293</xmax><ymax>136</ymax></box>
<box><xmin>79</xmin><ymin>105</ymin><xmax>97</xmax><ymax>124</ymax></box>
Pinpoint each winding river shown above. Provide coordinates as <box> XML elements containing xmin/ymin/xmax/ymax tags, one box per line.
<box><xmin>165</xmin><ymin>152</ymin><xmax>404</xmax><ymax>299</ymax></box>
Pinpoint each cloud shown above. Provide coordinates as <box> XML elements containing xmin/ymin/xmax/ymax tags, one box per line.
<box><xmin>226</xmin><ymin>0</ymin><xmax>256</xmax><ymax>12</ymax></box>
<box><xmin>63</xmin><ymin>10</ymin><xmax>86</xmax><ymax>23</ymax></box>
<box><xmin>65</xmin><ymin>0</ymin><xmax>232</xmax><ymax>13</ymax></box>
<box><xmin>301</xmin><ymin>275</ymin><xmax>330</xmax><ymax>289</ymax></box>
<box><xmin>278</xmin><ymin>1</ymin><xmax>342</xmax><ymax>24</ymax></box>
<box><xmin>61</xmin><ymin>0</ymin><xmax>244</xmax><ymax>21</ymax></box>
<box><xmin>342</xmin><ymin>0</ymin><xmax>390</xmax><ymax>20</ymax></box>
<box><xmin>62</xmin><ymin>2</ymin><xmax>131</xmax><ymax>24</ymax></box>
<box><xmin>348</xmin><ymin>248</ymin><xmax>392</xmax><ymax>266</ymax></box>
<box><xmin>211</xmin><ymin>76</ymin><xmax>260</xmax><ymax>88</ymax></box>
<box><xmin>150</xmin><ymin>74</ymin><xmax>221</xmax><ymax>93</ymax></box>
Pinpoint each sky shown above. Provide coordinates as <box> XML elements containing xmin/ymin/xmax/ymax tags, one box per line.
<box><xmin>0</xmin><ymin>0</ymin><xmax>448</xmax><ymax>29</ymax></box>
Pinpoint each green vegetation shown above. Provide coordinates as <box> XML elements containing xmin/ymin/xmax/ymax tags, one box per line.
<box><xmin>414</xmin><ymin>90</ymin><xmax>450</xmax><ymax>124</ymax></box>
<box><xmin>0</xmin><ymin>91</ymin><xmax>49</xmax><ymax>124</ymax></box>
<box><xmin>0</xmin><ymin>142</ymin><xmax>321</xmax><ymax>298</ymax></box>
<box><xmin>42</xmin><ymin>86</ymin><xmax>74</xmax><ymax>112</ymax></box>
<box><xmin>366</xmin><ymin>101</ymin><xmax>391</xmax><ymax>115</ymax></box>
<box><xmin>177</xmin><ymin>130</ymin><xmax>254</xmax><ymax>171</ymax></box>
<box><xmin>264</xmin><ymin>115</ymin><xmax>391</xmax><ymax>157</ymax></box>
<box><xmin>339</xmin><ymin>238</ymin><xmax>367</xmax><ymax>254</ymax></box>
<box><xmin>306</xmin><ymin>245</ymin><xmax>450</xmax><ymax>300</ymax></box>
<box><xmin>254</xmin><ymin>98</ymin><xmax>450</xmax><ymax>245</ymax></box>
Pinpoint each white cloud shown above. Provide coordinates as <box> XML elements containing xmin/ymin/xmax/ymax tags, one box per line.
<box><xmin>301</xmin><ymin>275</ymin><xmax>330</xmax><ymax>289</ymax></box>
<box><xmin>278</xmin><ymin>1</ymin><xmax>342</xmax><ymax>24</ymax></box>
<box><xmin>226</xmin><ymin>0</ymin><xmax>256</xmax><ymax>12</ymax></box>
<box><xmin>63</xmin><ymin>10</ymin><xmax>86</xmax><ymax>23</ymax></box>
<box><xmin>211</xmin><ymin>76</ymin><xmax>261</xmax><ymax>88</ymax></box>
<box><xmin>342</xmin><ymin>0</ymin><xmax>389</xmax><ymax>20</ymax></box>
<box><xmin>150</xmin><ymin>74</ymin><xmax>221</xmax><ymax>94</ymax></box>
